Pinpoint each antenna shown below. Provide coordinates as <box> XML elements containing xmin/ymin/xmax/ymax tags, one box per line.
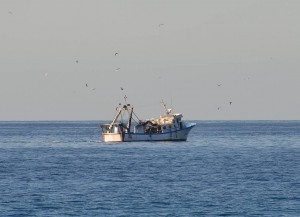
<box><xmin>161</xmin><ymin>99</ymin><xmax>171</xmax><ymax>115</ymax></box>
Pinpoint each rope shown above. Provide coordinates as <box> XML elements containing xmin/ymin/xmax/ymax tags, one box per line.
<box><xmin>120</xmin><ymin>112</ymin><xmax>123</xmax><ymax>124</ymax></box>
<box><xmin>132</xmin><ymin>111</ymin><xmax>141</xmax><ymax>122</ymax></box>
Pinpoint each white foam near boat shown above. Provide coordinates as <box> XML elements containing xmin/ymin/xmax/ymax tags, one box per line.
<box><xmin>100</xmin><ymin>100</ymin><xmax>196</xmax><ymax>142</ymax></box>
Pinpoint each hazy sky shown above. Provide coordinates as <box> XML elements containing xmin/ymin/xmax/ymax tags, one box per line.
<box><xmin>1</xmin><ymin>0</ymin><xmax>300</xmax><ymax>120</ymax></box>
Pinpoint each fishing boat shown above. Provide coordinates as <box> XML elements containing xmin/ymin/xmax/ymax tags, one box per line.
<box><xmin>100</xmin><ymin>99</ymin><xmax>196</xmax><ymax>142</ymax></box>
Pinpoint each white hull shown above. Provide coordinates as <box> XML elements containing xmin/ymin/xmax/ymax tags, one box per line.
<box><xmin>102</xmin><ymin>133</ymin><xmax>124</xmax><ymax>142</ymax></box>
<box><xmin>102</xmin><ymin>123</ymin><xmax>195</xmax><ymax>142</ymax></box>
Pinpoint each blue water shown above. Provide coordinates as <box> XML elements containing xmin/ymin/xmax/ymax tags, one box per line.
<box><xmin>0</xmin><ymin>121</ymin><xmax>299</xmax><ymax>216</ymax></box>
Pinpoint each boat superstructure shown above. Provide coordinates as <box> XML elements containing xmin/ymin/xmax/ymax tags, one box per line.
<box><xmin>100</xmin><ymin>100</ymin><xmax>196</xmax><ymax>142</ymax></box>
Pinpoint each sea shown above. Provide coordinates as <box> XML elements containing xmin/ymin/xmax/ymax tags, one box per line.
<box><xmin>0</xmin><ymin>121</ymin><xmax>299</xmax><ymax>216</ymax></box>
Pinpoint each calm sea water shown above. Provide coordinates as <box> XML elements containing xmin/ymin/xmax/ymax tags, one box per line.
<box><xmin>0</xmin><ymin>121</ymin><xmax>299</xmax><ymax>216</ymax></box>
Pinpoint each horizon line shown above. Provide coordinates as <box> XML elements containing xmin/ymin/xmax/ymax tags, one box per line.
<box><xmin>1</xmin><ymin>119</ymin><xmax>300</xmax><ymax>122</ymax></box>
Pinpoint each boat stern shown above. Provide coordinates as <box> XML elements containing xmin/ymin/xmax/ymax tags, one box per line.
<box><xmin>102</xmin><ymin>132</ymin><xmax>124</xmax><ymax>142</ymax></box>
<box><xmin>101</xmin><ymin>123</ymin><xmax>124</xmax><ymax>142</ymax></box>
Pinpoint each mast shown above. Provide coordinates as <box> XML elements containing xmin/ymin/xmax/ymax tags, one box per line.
<box><xmin>108</xmin><ymin>107</ymin><xmax>122</xmax><ymax>131</ymax></box>
<box><xmin>127</xmin><ymin>106</ymin><xmax>133</xmax><ymax>132</ymax></box>
<box><xmin>108</xmin><ymin>95</ymin><xmax>129</xmax><ymax>131</ymax></box>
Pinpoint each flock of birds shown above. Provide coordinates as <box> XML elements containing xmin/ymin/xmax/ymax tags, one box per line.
<box><xmin>44</xmin><ymin>51</ymin><xmax>122</xmax><ymax>92</ymax></box>
<box><xmin>5</xmin><ymin>10</ymin><xmax>263</xmax><ymax>117</ymax></box>
<box><xmin>71</xmin><ymin>50</ymin><xmax>236</xmax><ymax>112</ymax></box>
<box><xmin>40</xmin><ymin>22</ymin><xmax>166</xmax><ymax>92</ymax></box>
<box><xmin>38</xmin><ymin>19</ymin><xmax>245</xmax><ymax>113</ymax></box>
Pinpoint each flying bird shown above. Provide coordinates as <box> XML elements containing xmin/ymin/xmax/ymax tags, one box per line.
<box><xmin>8</xmin><ymin>11</ymin><xmax>13</xmax><ymax>15</ymax></box>
<box><xmin>120</xmin><ymin>87</ymin><xmax>124</xmax><ymax>91</ymax></box>
<box><xmin>86</xmin><ymin>83</ymin><xmax>88</xmax><ymax>87</ymax></box>
<box><xmin>217</xmin><ymin>84</ymin><xmax>222</xmax><ymax>87</ymax></box>
<box><xmin>159</xmin><ymin>24</ymin><xmax>164</xmax><ymax>27</ymax></box>
<box><xmin>217</xmin><ymin>107</ymin><xmax>221</xmax><ymax>110</ymax></box>
<box><xmin>229</xmin><ymin>102</ymin><xmax>232</xmax><ymax>105</ymax></box>
<box><xmin>92</xmin><ymin>88</ymin><xmax>96</xmax><ymax>91</ymax></box>
<box><xmin>115</xmin><ymin>52</ymin><xmax>118</xmax><ymax>56</ymax></box>
<box><xmin>75</xmin><ymin>60</ymin><xmax>79</xmax><ymax>64</ymax></box>
<box><xmin>115</xmin><ymin>68</ymin><xmax>120</xmax><ymax>71</ymax></box>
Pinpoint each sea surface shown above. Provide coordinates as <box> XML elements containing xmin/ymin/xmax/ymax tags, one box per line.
<box><xmin>0</xmin><ymin>121</ymin><xmax>299</xmax><ymax>216</ymax></box>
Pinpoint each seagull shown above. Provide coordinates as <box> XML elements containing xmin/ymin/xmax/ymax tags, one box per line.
<box><xmin>8</xmin><ymin>11</ymin><xmax>13</xmax><ymax>15</ymax></box>
<box><xmin>115</xmin><ymin>68</ymin><xmax>120</xmax><ymax>71</ymax></box>
<box><xmin>86</xmin><ymin>83</ymin><xmax>88</xmax><ymax>87</ymax></box>
<box><xmin>92</xmin><ymin>88</ymin><xmax>96</xmax><ymax>91</ymax></box>
<box><xmin>75</xmin><ymin>60</ymin><xmax>79</xmax><ymax>64</ymax></box>
<box><xmin>217</xmin><ymin>107</ymin><xmax>221</xmax><ymax>110</ymax></box>
<box><xmin>159</xmin><ymin>24</ymin><xmax>164</xmax><ymax>27</ymax></box>
<box><xmin>229</xmin><ymin>102</ymin><xmax>232</xmax><ymax>105</ymax></box>
<box><xmin>120</xmin><ymin>87</ymin><xmax>124</xmax><ymax>91</ymax></box>
<box><xmin>115</xmin><ymin>52</ymin><xmax>118</xmax><ymax>56</ymax></box>
<box><xmin>217</xmin><ymin>83</ymin><xmax>222</xmax><ymax>87</ymax></box>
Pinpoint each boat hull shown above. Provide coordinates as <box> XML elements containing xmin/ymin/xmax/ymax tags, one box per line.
<box><xmin>102</xmin><ymin>123</ymin><xmax>196</xmax><ymax>142</ymax></box>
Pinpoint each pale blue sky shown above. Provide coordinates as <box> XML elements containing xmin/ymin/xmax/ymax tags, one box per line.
<box><xmin>1</xmin><ymin>0</ymin><xmax>299</xmax><ymax>120</ymax></box>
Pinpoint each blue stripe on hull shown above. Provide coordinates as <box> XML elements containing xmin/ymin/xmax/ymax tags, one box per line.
<box><xmin>126</xmin><ymin>124</ymin><xmax>195</xmax><ymax>136</ymax></box>
<box><xmin>123</xmin><ymin>124</ymin><xmax>195</xmax><ymax>142</ymax></box>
